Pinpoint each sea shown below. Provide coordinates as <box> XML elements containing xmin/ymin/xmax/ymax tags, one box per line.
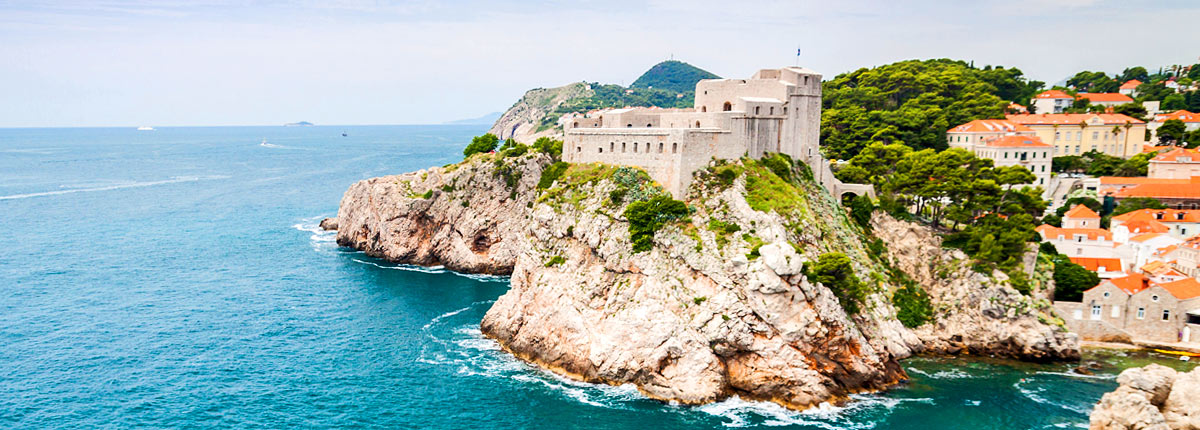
<box><xmin>1</xmin><ymin>125</ymin><xmax>1195</xmax><ymax>429</ymax></box>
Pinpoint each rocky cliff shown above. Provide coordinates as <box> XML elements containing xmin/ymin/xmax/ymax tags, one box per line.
<box><xmin>487</xmin><ymin>83</ymin><xmax>590</xmax><ymax>143</ymax></box>
<box><xmin>870</xmin><ymin>214</ymin><xmax>1080</xmax><ymax>361</ymax></box>
<box><xmin>1089</xmin><ymin>364</ymin><xmax>1200</xmax><ymax>429</ymax></box>
<box><xmin>332</xmin><ymin>151</ymin><xmax>1078</xmax><ymax>410</ymax></box>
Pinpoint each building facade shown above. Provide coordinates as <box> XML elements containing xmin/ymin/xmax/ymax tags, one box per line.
<box><xmin>563</xmin><ymin>67</ymin><xmax>871</xmax><ymax>200</ymax></box>
<box><xmin>1056</xmin><ymin>273</ymin><xmax>1200</xmax><ymax>344</ymax></box>
<box><xmin>1005</xmin><ymin>113</ymin><xmax>1147</xmax><ymax>158</ymax></box>
<box><xmin>1031</xmin><ymin>90</ymin><xmax>1074</xmax><ymax>114</ymax></box>
<box><xmin>1076</xmin><ymin>92</ymin><xmax>1135</xmax><ymax>108</ymax></box>
<box><xmin>1148</xmin><ymin>147</ymin><xmax>1200</xmax><ymax>179</ymax></box>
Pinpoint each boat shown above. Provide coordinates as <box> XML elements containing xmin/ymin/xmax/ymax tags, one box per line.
<box><xmin>136</xmin><ymin>126</ymin><xmax>154</xmax><ymax>131</ymax></box>
<box><xmin>1154</xmin><ymin>349</ymin><xmax>1200</xmax><ymax>357</ymax></box>
<box><xmin>341</xmin><ymin>131</ymin><xmax>348</xmax><ymax>137</ymax></box>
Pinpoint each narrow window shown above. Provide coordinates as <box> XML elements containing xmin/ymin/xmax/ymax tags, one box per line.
<box><xmin>695</xmin><ymin>121</ymin><xmax>700</xmax><ymax>128</ymax></box>
<box><xmin>755</xmin><ymin>106</ymin><xmax>760</xmax><ymax>115</ymax></box>
<box><xmin>658</xmin><ymin>142</ymin><xmax>663</xmax><ymax>153</ymax></box>
<box><xmin>633</xmin><ymin>142</ymin><xmax>638</xmax><ymax>153</ymax></box>
<box><xmin>1111</xmin><ymin>305</ymin><xmax>1120</xmax><ymax>318</ymax></box>
<box><xmin>672</xmin><ymin>142</ymin><xmax>678</xmax><ymax>153</ymax></box>
<box><xmin>576</xmin><ymin>146</ymin><xmax>581</xmax><ymax>153</ymax></box>
<box><xmin>1163</xmin><ymin>309</ymin><xmax>1171</xmax><ymax>321</ymax></box>
<box><xmin>1137</xmin><ymin>307</ymin><xmax>1145</xmax><ymax>319</ymax></box>
<box><xmin>701</xmin><ymin>106</ymin><xmax>706</xmax><ymax>112</ymax></box>
<box><xmin>610</xmin><ymin>142</ymin><xmax>614</xmax><ymax>152</ymax></box>
<box><xmin>622</xmin><ymin>142</ymin><xmax>626</xmax><ymax>152</ymax></box>
<box><xmin>1091</xmin><ymin>305</ymin><xmax>1101</xmax><ymax>320</ymax></box>
<box><xmin>769</xmin><ymin>107</ymin><xmax>775</xmax><ymax>115</ymax></box>
<box><xmin>598</xmin><ymin>147</ymin><xmax>603</xmax><ymax>153</ymax></box>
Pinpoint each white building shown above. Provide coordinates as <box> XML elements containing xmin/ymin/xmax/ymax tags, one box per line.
<box><xmin>563</xmin><ymin>67</ymin><xmax>872</xmax><ymax>200</ymax></box>
<box><xmin>1031</xmin><ymin>90</ymin><xmax>1074</xmax><ymax>114</ymax></box>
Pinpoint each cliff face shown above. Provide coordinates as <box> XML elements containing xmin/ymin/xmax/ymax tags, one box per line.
<box><xmin>1090</xmin><ymin>364</ymin><xmax>1200</xmax><ymax>430</ymax></box>
<box><xmin>333</xmin><ymin>152</ymin><xmax>1078</xmax><ymax>410</ymax></box>
<box><xmin>870</xmin><ymin>214</ymin><xmax>1081</xmax><ymax>361</ymax></box>
<box><xmin>487</xmin><ymin>83</ymin><xmax>590</xmax><ymax>143</ymax></box>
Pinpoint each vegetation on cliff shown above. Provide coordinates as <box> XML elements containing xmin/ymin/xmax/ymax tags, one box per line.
<box><xmin>820</xmin><ymin>59</ymin><xmax>1045</xmax><ymax>159</ymax></box>
<box><xmin>630</xmin><ymin>60</ymin><xmax>720</xmax><ymax>93</ymax></box>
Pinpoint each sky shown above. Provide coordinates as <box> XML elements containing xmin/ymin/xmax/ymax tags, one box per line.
<box><xmin>1</xmin><ymin>0</ymin><xmax>1199</xmax><ymax>127</ymax></box>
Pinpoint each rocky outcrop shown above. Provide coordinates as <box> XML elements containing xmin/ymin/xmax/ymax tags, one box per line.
<box><xmin>1090</xmin><ymin>364</ymin><xmax>1200</xmax><ymax>430</ymax></box>
<box><xmin>333</xmin><ymin>152</ymin><xmax>1077</xmax><ymax>410</ymax></box>
<box><xmin>870</xmin><ymin>214</ymin><xmax>1081</xmax><ymax>361</ymax></box>
<box><xmin>488</xmin><ymin>82</ymin><xmax>591</xmax><ymax>143</ymax></box>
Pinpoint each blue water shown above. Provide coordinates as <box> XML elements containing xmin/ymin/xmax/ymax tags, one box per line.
<box><xmin>0</xmin><ymin>125</ymin><xmax>1193</xmax><ymax>429</ymax></box>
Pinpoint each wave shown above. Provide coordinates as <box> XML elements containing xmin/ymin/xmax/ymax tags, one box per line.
<box><xmin>259</xmin><ymin>142</ymin><xmax>290</xmax><ymax>149</ymax></box>
<box><xmin>292</xmin><ymin>216</ymin><xmax>337</xmax><ymax>251</ymax></box>
<box><xmin>697</xmin><ymin>394</ymin><xmax>933</xmax><ymax>428</ymax></box>
<box><xmin>0</xmin><ymin>175</ymin><xmax>230</xmax><ymax>201</ymax></box>
<box><xmin>906</xmin><ymin>367</ymin><xmax>974</xmax><ymax>380</ymax></box>
<box><xmin>1015</xmin><ymin>379</ymin><xmax>1092</xmax><ymax>415</ymax></box>
<box><xmin>1035</xmin><ymin>370</ymin><xmax>1116</xmax><ymax>380</ymax></box>
<box><xmin>347</xmin><ymin>257</ymin><xmax>510</xmax><ymax>283</ymax></box>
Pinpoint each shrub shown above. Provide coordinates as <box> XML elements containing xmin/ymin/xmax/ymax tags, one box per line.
<box><xmin>538</xmin><ymin>162</ymin><xmax>570</xmax><ymax>189</ymax></box>
<box><xmin>693</xmin><ymin>296</ymin><xmax>707</xmax><ymax>305</ymax></box>
<box><xmin>1038</xmin><ymin>241</ymin><xmax>1058</xmax><ymax>256</ymax></box>
<box><xmin>532</xmin><ymin>136</ymin><xmax>563</xmax><ymax>159</ymax></box>
<box><xmin>760</xmin><ymin>153</ymin><xmax>793</xmax><ymax>181</ymax></box>
<box><xmin>624</xmin><ymin>195</ymin><xmax>690</xmax><ymax>252</ymax></box>
<box><xmin>804</xmin><ymin>252</ymin><xmax>868</xmax><ymax>315</ymax></box>
<box><xmin>1053</xmin><ymin>259</ymin><xmax>1099</xmax><ymax>302</ymax></box>
<box><xmin>609</xmin><ymin>188</ymin><xmax>628</xmax><ymax>205</ymax></box>
<box><xmin>848</xmin><ymin>194</ymin><xmax>875</xmax><ymax>231</ymax></box>
<box><xmin>893</xmin><ymin>283</ymin><xmax>932</xmax><ymax>328</ymax></box>
<box><xmin>463</xmin><ymin>133</ymin><xmax>499</xmax><ymax>157</ymax></box>
<box><xmin>706</xmin><ymin>219</ymin><xmax>741</xmax><ymax>234</ymax></box>
<box><xmin>545</xmin><ymin>255</ymin><xmax>566</xmax><ymax>267</ymax></box>
<box><xmin>421</xmin><ymin>190</ymin><xmax>433</xmax><ymax>199</ymax></box>
<box><xmin>441</xmin><ymin>184</ymin><xmax>454</xmax><ymax>193</ymax></box>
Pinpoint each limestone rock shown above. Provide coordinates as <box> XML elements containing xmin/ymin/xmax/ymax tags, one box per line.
<box><xmin>1091</xmin><ymin>364</ymin><xmax>1200</xmax><ymax>430</ymax></box>
<box><xmin>319</xmin><ymin>217</ymin><xmax>338</xmax><ymax>231</ymax></box>
<box><xmin>870</xmin><ymin>213</ymin><xmax>1080</xmax><ymax>361</ymax></box>
<box><xmin>487</xmin><ymin>82</ymin><xmax>590</xmax><ymax>142</ymax></box>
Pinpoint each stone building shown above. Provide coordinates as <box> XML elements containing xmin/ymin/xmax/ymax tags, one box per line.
<box><xmin>562</xmin><ymin>67</ymin><xmax>872</xmax><ymax>200</ymax></box>
<box><xmin>1056</xmin><ymin>273</ymin><xmax>1200</xmax><ymax>344</ymax></box>
<box><xmin>1031</xmin><ymin>90</ymin><xmax>1074</xmax><ymax>114</ymax></box>
<box><xmin>1147</xmin><ymin>147</ymin><xmax>1200</xmax><ymax>179</ymax></box>
<box><xmin>1074</xmin><ymin>92</ymin><xmax>1134</xmax><ymax>108</ymax></box>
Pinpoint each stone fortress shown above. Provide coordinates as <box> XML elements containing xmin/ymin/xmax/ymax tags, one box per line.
<box><xmin>562</xmin><ymin>67</ymin><xmax>873</xmax><ymax>200</ymax></box>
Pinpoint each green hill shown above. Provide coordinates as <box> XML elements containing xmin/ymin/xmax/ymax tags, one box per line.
<box><xmin>630</xmin><ymin>60</ymin><xmax>720</xmax><ymax>93</ymax></box>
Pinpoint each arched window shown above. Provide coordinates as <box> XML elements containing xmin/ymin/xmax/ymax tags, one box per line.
<box><xmin>610</xmin><ymin>142</ymin><xmax>614</xmax><ymax>152</ymax></box>
<box><xmin>622</xmin><ymin>142</ymin><xmax>626</xmax><ymax>152</ymax></box>
<box><xmin>695</xmin><ymin>121</ymin><xmax>700</xmax><ymax>128</ymax></box>
<box><xmin>783</xmin><ymin>107</ymin><xmax>788</xmax><ymax>115</ymax></box>
<box><xmin>576</xmin><ymin>146</ymin><xmax>581</xmax><ymax>153</ymax></box>
<box><xmin>598</xmin><ymin>147</ymin><xmax>603</xmax><ymax>153</ymax></box>
<box><xmin>723</xmin><ymin>102</ymin><xmax>732</xmax><ymax>111</ymax></box>
<box><xmin>658</xmin><ymin>142</ymin><xmax>663</xmax><ymax>153</ymax></box>
<box><xmin>672</xmin><ymin>142</ymin><xmax>678</xmax><ymax>153</ymax></box>
<box><xmin>701</xmin><ymin>106</ymin><xmax>707</xmax><ymax>112</ymax></box>
<box><xmin>646</xmin><ymin>123</ymin><xmax>652</xmax><ymax>127</ymax></box>
<box><xmin>572</xmin><ymin>122</ymin><xmax>579</xmax><ymax>128</ymax></box>
<box><xmin>627</xmin><ymin>124</ymin><xmax>632</xmax><ymax>128</ymax></box>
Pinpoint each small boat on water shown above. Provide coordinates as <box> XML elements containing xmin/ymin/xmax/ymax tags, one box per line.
<box><xmin>1154</xmin><ymin>349</ymin><xmax>1200</xmax><ymax>357</ymax></box>
<box><xmin>341</xmin><ymin>131</ymin><xmax>348</xmax><ymax>137</ymax></box>
<box><xmin>136</xmin><ymin>126</ymin><xmax>154</xmax><ymax>131</ymax></box>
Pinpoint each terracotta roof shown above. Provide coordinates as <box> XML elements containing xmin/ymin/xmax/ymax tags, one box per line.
<box><xmin>1064</xmin><ymin>204</ymin><xmax>1100</xmax><ymax>219</ymax></box>
<box><xmin>947</xmin><ymin>119</ymin><xmax>1034</xmax><ymax>133</ymax></box>
<box><xmin>1096</xmin><ymin>273</ymin><xmax>1151</xmax><ymax>295</ymax></box>
<box><xmin>1159</xmin><ymin>277</ymin><xmax>1200</xmax><ymax>300</ymax></box>
<box><xmin>1100</xmin><ymin>176</ymin><xmax>1192</xmax><ymax>185</ymax></box>
<box><xmin>1036</xmin><ymin>225</ymin><xmax>1113</xmax><ymax>241</ymax></box>
<box><xmin>1120</xmin><ymin>221</ymin><xmax>1171</xmax><ymax>235</ymax></box>
<box><xmin>1113</xmin><ymin>177</ymin><xmax>1200</xmax><ymax>199</ymax></box>
<box><xmin>1142</xmin><ymin>260</ymin><xmax>1170</xmax><ymax>274</ymax></box>
<box><xmin>1008</xmin><ymin>103</ymin><xmax>1028</xmax><ymax>112</ymax></box>
<box><xmin>1115</xmin><ymin>209</ymin><xmax>1200</xmax><ymax>224</ymax></box>
<box><xmin>1130</xmin><ymin>232</ymin><xmax>1167</xmax><ymax>242</ymax></box>
<box><xmin>1006</xmin><ymin>113</ymin><xmax>1144</xmax><ymax>125</ymax></box>
<box><xmin>1036</xmin><ymin>90</ymin><xmax>1074</xmax><ymax>99</ymax></box>
<box><xmin>1152</xmin><ymin>147</ymin><xmax>1200</xmax><ymax>162</ymax></box>
<box><xmin>1121</xmin><ymin>80</ymin><xmax>1143</xmax><ymax>90</ymax></box>
<box><xmin>980</xmin><ymin>135</ymin><xmax>1051</xmax><ymax>148</ymax></box>
<box><xmin>1070</xmin><ymin>257</ymin><xmax>1124</xmax><ymax>272</ymax></box>
<box><xmin>1155</xmin><ymin>110</ymin><xmax>1200</xmax><ymax>123</ymax></box>
<box><xmin>1077</xmin><ymin>93</ymin><xmax>1134</xmax><ymax>103</ymax></box>
<box><xmin>1143</xmin><ymin>144</ymin><xmax>1165</xmax><ymax>154</ymax></box>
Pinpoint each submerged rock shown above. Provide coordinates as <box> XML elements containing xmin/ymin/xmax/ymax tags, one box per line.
<box><xmin>1090</xmin><ymin>364</ymin><xmax>1200</xmax><ymax>430</ymax></box>
<box><xmin>333</xmin><ymin>152</ymin><xmax>1077</xmax><ymax>410</ymax></box>
<box><xmin>319</xmin><ymin>217</ymin><xmax>338</xmax><ymax>231</ymax></box>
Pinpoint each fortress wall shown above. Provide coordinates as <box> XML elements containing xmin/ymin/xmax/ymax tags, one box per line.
<box><xmin>694</xmin><ymin>79</ymin><xmax>790</xmax><ymax>113</ymax></box>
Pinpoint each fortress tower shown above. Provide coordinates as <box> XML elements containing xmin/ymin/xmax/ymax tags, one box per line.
<box><xmin>563</xmin><ymin>67</ymin><xmax>873</xmax><ymax>201</ymax></box>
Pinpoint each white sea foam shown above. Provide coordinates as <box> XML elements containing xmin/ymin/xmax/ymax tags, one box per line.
<box><xmin>0</xmin><ymin>175</ymin><xmax>230</xmax><ymax>201</ymax></box>
<box><xmin>292</xmin><ymin>216</ymin><xmax>337</xmax><ymax>251</ymax></box>
<box><xmin>346</xmin><ymin>255</ymin><xmax>511</xmax><ymax>283</ymax></box>
<box><xmin>1035</xmin><ymin>370</ymin><xmax>1116</xmax><ymax>380</ymax></box>
<box><xmin>1015</xmin><ymin>379</ymin><xmax>1091</xmax><ymax>415</ymax></box>
<box><xmin>259</xmin><ymin>142</ymin><xmax>289</xmax><ymax>149</ymax></box>
<box><xmin>696</xmin><ymin>393</ymin><xmax>931</xmax><ymax>428</ymax></box>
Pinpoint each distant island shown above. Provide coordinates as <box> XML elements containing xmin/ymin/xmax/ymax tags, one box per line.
<box><xmin>445</xmin><ymin>112</ymin><xmax>503</xmax><ymax>125</ymax></box>
<box><xmin>284</xmin><ymin>121</ymin><xmax>314</xmax><ymax>126</ymax></box>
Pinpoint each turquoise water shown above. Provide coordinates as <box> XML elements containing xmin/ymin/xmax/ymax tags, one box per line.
<box><xmin>1</xmin><ymin>125</ymin><xmax>1194</xmax><ymax>429</ymax></box>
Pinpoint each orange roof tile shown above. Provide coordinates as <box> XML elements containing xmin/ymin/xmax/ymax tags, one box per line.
<box><xmin>1142</xmin><ymin>260</ymin><xmax>1170</xmax><ymax>273</ymax></box>
<box><xmin>1130</xmin><ymin>233</ymin><xmax>1165</xmax><ymax>242</ymax></box>
<box><xmin>1120</xmin><ymin>221</ymin><xmax>1171</xmax><ymax>234</ymax></box>
<box><xmin>1115</xmin><ymin>209</ymin><xmax>1200</xmax><ymax>224</ymax></box>
<box><xmin>1121</xmin><ymin>80</ymin><xmax>1143</xmax><ymax>90</ymax></box>
<box><xmin>1036</xmin><ymin>90</ymin><xmax>1074</xmax><ymax>99</ymax></box>
<box><xmin>1152</xmin><ymin>147</ymin><xmax>1200</xmax><ymax>162</ymax></box>
<box><xmin>980</xmin><ymin>135</ymin><xmax>1051</xmax><ymax>148</ymax></box>
<box><xmin>1064</xmin><ymin>204</ymin><xmax>1100</xmax><ymax>219</ymax></box>
<box><xmin>1155</xmin><ymin>110</ymin><xmax>1200</xmax><ymax>123</ymax></box>
<box><xmin>1143</xmin><ymin>144</ymin><xmax>1165</xmax><ymax>154</ymax></box>
<box><xmin>1077</xmin><ymin>93</ymin><xmax>1134</xmax><ymax>103</ymax></box>
<box><xmin>1113</xmin><ymin>178</ymin><xmax>1200</xmax><ymax>199</ymax></box>
<box><xmin>1094</xmin><ymin>273</ymin><xmax>1151</xmax><ymax>295</ymax></box>
<box><xmin>1006</xmin><ymin>113</ymin><xmax>1144</xmax><ymax>125</ymax></box>
<box><xmin>1070</xmin><ymin>257</ymin><xmax>1123</xmax><ymax>272</ymax></box>
<box><xmin>1036</xmin><ymin>225</ymin><xmax>1113</xmax><ymax>241</ymax></box>
<box><xmin>1159</xmin><ymin>277</ymin><xmax>1200</xmax><ymax>300</ymax></box>
<box><xmin>1008</xmin><ymin>103</ymin><xmax>1028</xmax><ymax>112</ymax></box>
<box><xmin>947</xmin><ymin>119</ymin><xmax>1034</xmax><ymax>133</ymax></box>
<box><xmin>1100</xmin><ymin>176</ymin><xmax>1192</xmax><ymax>186</ymax></box>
